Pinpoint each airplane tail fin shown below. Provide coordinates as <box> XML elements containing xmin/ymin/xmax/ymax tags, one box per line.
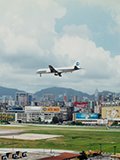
<box><xmin>74</xmin><ymin>61</ymin><xmax>80</xmax><ymax>69</ymax></box>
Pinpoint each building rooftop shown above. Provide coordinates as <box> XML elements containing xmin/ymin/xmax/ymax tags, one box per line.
<box><xmin>38</xmin><ymin>152</ymin><xmax>81</xmax><ymax>160</ymax></box>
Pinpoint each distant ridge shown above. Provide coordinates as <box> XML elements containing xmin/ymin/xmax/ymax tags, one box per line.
<box><xmin>0</xmin><ymin>86</ymin><xmax>116</xmax><ymax>101</ymax></box>
<box><xmin>100</xmin><ymin>90</ymin><xmax>115</xmax><ymax>95</ymax></box>
<box><xmin>34</xmin><ymin>86</ymin><xmax>94</xmax><ymax>101</ymax></box>
<box><xmin>0</xmin><ymin>86</ymin><xmax>25</xmax><ymax>98</ymax></box>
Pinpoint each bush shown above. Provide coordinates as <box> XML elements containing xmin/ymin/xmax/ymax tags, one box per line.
<box><xmin>52</xmin><ymin>116</ymin><xmax>59</xmax><ymax>124</ymax></box>
<box><xmin>111</xmin><ymin>121</ymin><xmax>118</xmax><ymax>126</ymax></box>
<box><xmin>67</xmin><ymin>122</ymin><xmax>71</xmax><ymax>125</ymax></box>
<box><xmin>50</xmin><ymin>121</ymin><xmax>53</xmax><ymax>124</ymax></box>
<box><xmin>67</xmin><ymin>121</ymin><xmax>83</xmax><ymax>126</ymax></box>
<box><xmin>80</xmin><ymin>151</ymin><xmax>88</xmax><ymax>159</ymax></box>
<box><xmin>75</xmin><ymin>121</ymin><xmax>83</xmax><ymax>125</ymax></box>
<box><xmin>38</xmin><ymin>117</ymin><xmax>41</xmax><ymax>123</ymax></box>
<box><xmin>71</xmin><ymin>121</ymin><xmax>76</xmax><ymax>125</ymax></box>
<box><xmin>0</xmin><ymin>120</ymin><xmax>10</xmax><ymax>124</ymax></box>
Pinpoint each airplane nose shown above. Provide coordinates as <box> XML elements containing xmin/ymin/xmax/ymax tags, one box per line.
<box><xmin>36</xmin><ymin>70</ymin><xmax>39</xmax><ymax>74</ymax></box>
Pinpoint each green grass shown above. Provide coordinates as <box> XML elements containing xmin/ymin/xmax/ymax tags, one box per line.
<box><xmin>0</xmin><ymin>124</ymin><xmax>120</xmax><ymax>153</ymax></box>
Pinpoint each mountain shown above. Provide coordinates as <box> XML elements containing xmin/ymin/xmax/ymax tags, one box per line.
<box><xmin>99</xmin><ymin>91</ymin><xmax>115</xmax><ymax>95</ymax></box>
<box><xmin>34</xmin><ymin>87</ymin><xmax>94</xmax><ymax>101</ymax></box>
<box><xmin>0</xmin><ymin>86</ymin><xmax>25</xmax><ymax>98</ymax></box>
<box><xmin>0</xmin><ymin>86</ymin><xmax>117</xmax><ymax>101</ymax></box>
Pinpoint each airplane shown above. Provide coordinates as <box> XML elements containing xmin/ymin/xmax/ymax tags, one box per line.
<box><xmin>36</xmin><ymin>62</ymin><xmax>83</xmax><ymax>77</ymax></box>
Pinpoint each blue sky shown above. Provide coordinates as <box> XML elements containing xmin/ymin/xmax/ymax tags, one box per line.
<box><xmin>0</xmin><ymin>0</ymin><xmax>120</xmax><ymax>94</ymax></box>
<box><xmin>55</xmin><ymin>0</ymin><xmax>120</xmax><ymax>56</ymax></box>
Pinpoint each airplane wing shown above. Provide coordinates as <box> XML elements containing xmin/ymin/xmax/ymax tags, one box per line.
<box><xmin>49</xmin><ymin>65</ymin><xmax>57</xmax><ymax>73</ymax></box>
<box><xmin>49</xmin><ymin>65</ymin><xmax>62</xmax><ymax>77</ymax></box>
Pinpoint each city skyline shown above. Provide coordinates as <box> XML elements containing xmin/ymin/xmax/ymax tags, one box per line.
<box><xmin>0</xmin><ymin>0</ymin><xmax>120</xmax><ymax>94</ymax></box>
<box><xmin>0</xmin><ymin>85</ymin><xmax>120</xmax><ymax>101</ymax></box>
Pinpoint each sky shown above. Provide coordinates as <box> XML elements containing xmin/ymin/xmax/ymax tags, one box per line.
<box><xmin>0</xmin><ymin>0</ymin><xmax>120</xmax><ymax>94</ymax></box>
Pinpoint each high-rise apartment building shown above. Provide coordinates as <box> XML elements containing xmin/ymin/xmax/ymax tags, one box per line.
<box><xmin>43</xmin><ymin>94</ymin><xmax>55</xmax><ymax>101</ymax></box>
<box><xmin>73</xmin><ymin>96</ymin><xmax>77</xmax><ymax>102</ymax></box>
<box><xmin>94</xmin><ymin>89</ymin><xmax>98</xmax><ymax>102</ymax></box>
<box><xmin>64</xmin><ymin>95</ymin><xmax>67</xmax><ymax>102</ymax></box>
<box><xmin>15</xmin><ymin>92</ymin><xmax>31</xmax><ymax>105</ymax></box>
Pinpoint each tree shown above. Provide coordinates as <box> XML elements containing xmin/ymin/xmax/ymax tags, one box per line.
<box><xmin>38</xmin><ymin>117</ymin><xmax>41</xmax><ymax>123</ymax></box>
<box><xmin>80</xmin><ymin>151</ymin><xmax>88</xmax><ymax>160</ymax></box>
<box><xmin>75</xmin><ymin>121</ymin><xmax>83</xmax><ymax>125</ymax></box>
<box><xmin>111</xmin><ymin>121</ymin><xmax>118</xmax><ymax>126</ymax></box>
<box><xmin>52</xmin><ymin>116</ymin><xmax>59</xmax><ymax>124</ymax></box>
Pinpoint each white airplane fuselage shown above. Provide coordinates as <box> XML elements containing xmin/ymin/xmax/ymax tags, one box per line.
<box><xmin>36</xmin><ymin>62</ymin><xmax>82</xmax><ymax>77</ymax></box>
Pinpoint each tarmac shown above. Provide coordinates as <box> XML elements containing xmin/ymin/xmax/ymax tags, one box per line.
<box><xmin>0</xmin><ymin>148</ymin><xmax>80</xmax><ymax>160</ymax></box>
<box><xmin>0</xmin><ymin>129</ymin><xmax>63</xmax><ymax>140</ymax></box>
<box><xmin>0</xmin><ymin>148</ymin><xmax>112</xmax><ymax>160</ymax></box>
<box><xmin>0</xmin><ymin>133</ymin><xmax>63</xmax><ymax>140</ymax></box>
<box><xmin>0</xmin><ymin>129</ymin><xmax>22</xmax><ymax>136</ymax></box>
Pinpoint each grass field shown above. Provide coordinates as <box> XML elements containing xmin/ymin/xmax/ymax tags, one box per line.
<box><xmin>0</xmin><ymin>124</ymin><xmax>120</xmax><ymax>153</ymax></box>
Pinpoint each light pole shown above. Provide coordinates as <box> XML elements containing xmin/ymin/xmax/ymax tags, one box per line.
<box><xmin>89</xmin><ymin>137</ymin><xmax>91</xmax><ymax>152</ymax></box>
<box><xmin>99</xmin><ymin>143</ymin><xmax>102</xmax><ymax>152</ymax></box>
<box><xmin>12</xmin><ymin>136</ymin><xmax>14</xmax><ymax>152</ymax></box>
<box><xmin>44</xmin><ymin>139</ymin><xmax>45</xmax><ymax>153</ymax></box>
<box><xmin>114</xmin><ymin>146</ymin><xmax>116</xmax><ymax>155</ymax></box>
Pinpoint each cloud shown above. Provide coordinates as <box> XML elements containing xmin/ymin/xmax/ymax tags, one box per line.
<box><xmin>111</xmin><ymin>14</ymin><xmax>120</xmax><ymax>34</ymax></box>
<box><xmin>80</xmin><ymin>0</ymin><xmax>120</xmax><ymax>13</ymax></box>
<box><xmin>62</xmin><ymin>24</ymin><xmax>92</xmax><ymax>39</ymax></box>
<box><xmin>0</xmin><ymin>0</ymin><xmax>67</xmax><ymax>92</ymax></box>
<box><xmin>0</xmin><ymin>0</ymin><xmax>66</xmax><ymax>54</ymax></box>
<box><xmin>51</xmin><ymin>23</ymin><xmax>120</xmax><ymax>93</ymax></box>
<box><xmin>53</xmin><ymin>33</ymin><xmax>115</xmax><ymax>79</ymax></box>
<box><xmin>80</xmin><ymin>0</ymin><xmax>120</xmax><ymax>35</ymax></box>
<box><xmin>0</xmin><ymin>0</ymin><xmax>119</xmax><ymax>94</ymax></box>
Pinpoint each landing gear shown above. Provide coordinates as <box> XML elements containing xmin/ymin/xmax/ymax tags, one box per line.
<box><xmin>58</xmin><ymin>73</ymin><xmax>62</xmax><ymax>77</ymax></box>
<box><xmin>54</xmin><ymin>73</ymin><xmax>62</xmax><ymax>77</ymax></box>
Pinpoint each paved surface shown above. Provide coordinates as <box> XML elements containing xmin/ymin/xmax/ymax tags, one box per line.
<box><xmin>0</xmin><ymin>148</ymin><xmax>112</xmax><ymax>160</ymax></box>
<box><xmin>0</xmin><ymin>148</ymin><xmax>80</xmax><ymax>160</ymax></box>
<box><xmin>88</xmin><ymin>155</ymin><xmax>111</xmax><ymax>160</ymax></box>
<box><xmin>0</xmin><ymin>133</ymin><xmax>63</xmax><ymax>140</ymax></box>
<box><xmin>0</xmin><ymin>129</ymin><xmax>63</xmax><ymax>140</ymax></box>
<box><xmin>0</xmin><ymin>129</ymin><xmax>22</xmax><ymax>136</ymax></box>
